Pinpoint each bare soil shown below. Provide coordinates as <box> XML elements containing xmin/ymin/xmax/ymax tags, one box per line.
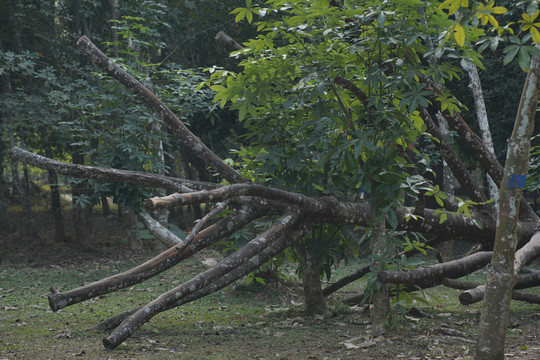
<box><xmin>2</xmin><ymin>209</ymin><xmax>540</xmax><ymax>359</ymax></box>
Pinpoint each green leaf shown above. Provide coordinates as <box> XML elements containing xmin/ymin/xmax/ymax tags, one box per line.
<box><xmin>439</xmin><ymin>212</ymin><xmax>447</xmax><ymax>224</ymax></box>
<box><xmin>377</xmin><ymin>12</ymin><xmax>386</xmax><ymax>26</ymax></box>
<box><xmin>472</xmin><ymin>219</ymin><xmax>483</xmax><ymax>230</ymax></box>
<box><xmin>387</xmin><ymin>210</ymin><xmax>398</xmax><ymax>229</ymax></box>
<box><xmin>503</xmin><ymin>45</ymin><xmax>519</xmax><ymax>65</ymax></box>
<box><xmin>518</xmin><ymin>47</ymin><xmax>531</xmax><ymax>71</ymax></box>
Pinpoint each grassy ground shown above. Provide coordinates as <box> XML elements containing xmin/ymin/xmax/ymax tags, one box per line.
<box><xmin>2</xmin><ymin>208</ymin><xmax>540</xmax><ymax>359</ymax></box>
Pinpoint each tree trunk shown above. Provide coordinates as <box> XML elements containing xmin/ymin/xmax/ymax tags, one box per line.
<box><xmin>0</xmin><ymin>140</ymin><xmax>11</xmax><ymax>232</ymax></box>
<box><xmin>1</xmin><ymin>37</ymin><xmax>36</xmax><ymax>238</ymax></box>
<box><xmin>437</xmin><ymin>112</ymin><xmax>455</xmax><ymax>261</ymax></box>
<box><xmin>120</xmin><ymin>204</ymin><xmax>142</xmax><ymax>251</ymax></box>
<box><xmin>100</xmin><ymin>196</ymin><xmax>110</xmax><ymax>215</ymax></box>
<box><xmin>370</xmin><ymin>214</ymin><xmax>390</xmax><ymax>335</ymax></box>
<box><xmin>41</xmin><ymin>128</ymin><xmax>65</xmax><ymax>243</ymax></box>
<box><xmin>9</xmin><ymin>133</ymin><xmax>38</xmax><ymax>239</ymax></box>
<box><xmin>71</xmin><ymin>149</ymin><xmax>93</xmax><ymax>247</ymax></box>
<box><xmin>298</xmin><ymin>243</ymin><xmax>328</xmax><ymax>316</ymax></box>
<box><xmin>474</xmin><ymin>51</ymin><xmax>540</xmax><ymax>360</ymax></box>
<box><xmin>468</xmin><ymin>64</ymin><xmax>499</xmax><ymax>208</ymax></box>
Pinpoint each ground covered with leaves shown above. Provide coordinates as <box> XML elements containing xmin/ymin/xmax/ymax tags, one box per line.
<box><xmin>2</xmin><ymin>211</ymin><xmax>540</xmax><ymax>359</ymax></box>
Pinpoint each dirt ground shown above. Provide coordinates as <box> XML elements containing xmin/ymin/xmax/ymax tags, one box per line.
<box><xmin>2</xmin><ymin>210</ymin><xmax>540</xmax><ymax>359</ymax></box>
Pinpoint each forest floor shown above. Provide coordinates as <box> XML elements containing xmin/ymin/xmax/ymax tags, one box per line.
<box><xmin>2</xmin><ymin>207</ymin><xmax>540</xmax><ymax>359</ymax></box>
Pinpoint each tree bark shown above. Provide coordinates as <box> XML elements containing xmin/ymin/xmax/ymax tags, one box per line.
<box><xmin>468</xmin><ymin>65</ymin><xmax>499</xmax><ymax>208</ymax></box>
<box><xmin>9</xmin><ymin>146</ymin><xmax>218</xmax><ymax>192</ymax></box>
<box><xmin>427</xmin><ymin>79</ymin><xmax>539</xmax><ymax>223</ymax></box>
<box><xmin>475</xmin><ymin>50</ymin><xmax>540</xmax><ymax>360</ymax></box>
<box><xmin>436</xmin><ymin>111</ymin><xmax>456</xmax><ymax>261</ymax></box>
<box><xmin>137</xmin><ymin>210</ymin><xmax>182</xmax><ymax>247</ymax></box>
<box><xmin>71</xmin><ymin>148</ymin><xmax>93</xmax><ymax>247</ymax></box>
<box><xmin>48</xmin><ymin>206</ymin><xmax>266</xmax><ymax>311</ymax></box>
<box><xmin>298</xmin><ymin>243</ymin><xmax>328</xmax><ymax>316</ymax></box>
<box><xmin>76</xmin><ymin>35</ymin><xmax>246</xmax><ymax>185</ymax></box>
<box><xmin>103</xmin><ymin>209</ymin><xmax>302</xmax><ymax>349</ymax></box>
<box><xmin>370</xmin><ymin>217</ymin><xmax>390</xmax><ymax>335</ymax></box>
<box><xmin>120</xmin><ymin>204</ymin><xmax>142</xmax><ymax>251</ymax></box>
<box><xmin>41</xmin><ymin>127</ymin><xmax>65</xmax><ymax>243</ymax></box>
<box><xmin>0</xmin><ymin>140</ymin><xmax>11</xmax><ymax>232</ymax></box>
<box><xmin>378</xmin><ymin>251</ymin><xmax>492</xmax><ymax>287</ymax></box>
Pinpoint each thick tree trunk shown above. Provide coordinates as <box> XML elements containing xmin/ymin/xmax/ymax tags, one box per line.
<box><xmin>298</xmin><ymin>243</ymin><xmax>328</xmax><ymax>316</ymax></box>
<box><xmin>475</xmin><ymin>51</ymin><xmax>540</xmax><ymax>360</ymax></box>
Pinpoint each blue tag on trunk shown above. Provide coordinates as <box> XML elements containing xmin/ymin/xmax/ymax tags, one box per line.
<box><xmin>508</xmin><ymin>175</ymin><xmax>526</xmax><ymax>189</ymax></box>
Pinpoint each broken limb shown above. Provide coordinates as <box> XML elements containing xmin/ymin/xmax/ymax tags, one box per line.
<box><xmin>418</xmin><ymin>106</ymin><xmax>491</xmax><ymax>206</ymax></box>
<box><xmin>77</xmin><ymin>35</ymin><xmax>246</xmax><ymax>185</ymax></box>
<box><xmin>177</xmin><ymin>199</ymin><xmax>232</xmax><ymax>251</ymax></box>
<box><xmin>146</xmin><ymin>183</ymin><xmax>324</xmax><ymax>213</ymax></box>
<box><xmin>215</xmin><ymin>30</ymin><xmax>243</xmax><ymax>51</ymax></box>
<box><xmin>459</xmin><ymin>231</ymin><xmax>540</xmax><ymax>305</ymax></box>
<box><xmin>93</xmin><ymin>220</ymin><xmax>313</xmax><ymax>332</ymax></box>
<box><xmin>103</xmin><ymin>209</ymin><xmax>303</xmax><ymax>349</ymax></box>
<box><xmin>323</xmin><ymin>237</ymin><xmax>443</xmax><ymax>297</ymax></box>
<box><xmin>377</xmin><ymin>252</ymin><xmax>493</xmax><ymax>286</ymax></box>
<box><xmin>514</xmin><ymin>232</ymin><xmax>540</xmax><ymax>272</ymax></box>
<box><xmin>137</xmin><ymin>209</ymin><xmax>182</xmax><ymax>247</ymax></box>
<box><xmin>426</xmin><ymin>80</ymin><xmax>538</xmax><ymax>223</ymax></box>
<box><xmin>11</xmin><ymin>141</ymin><xmax>502</xmax><ymax>244</ymax></box>
<box><xmin>9</xmin><ymin>146</ymin><xmax>217</xmax><ymax>193</ymax></box>
<box><xmin>48</xmin><ymin>206</ymin><xmax>267</xmax><ymax>311</ymax></box>
<box><xmin>459</xmin><ymin>276</ymin><xmax>540</xmax><ymax>305</ymax></box>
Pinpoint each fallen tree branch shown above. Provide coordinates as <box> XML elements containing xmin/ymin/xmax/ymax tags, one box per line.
<box><xmin>457</xmin><ymin>271</ymin><xmax>540</xmax><ymax>305</ymax></box>
<box><xmin>514</xmin><ymin>232</ymin><xmax>540</xmax><ymax>272</ymax></box>
<box><xmin>459</xmin><ymin>231</ymin><xmax>540</xmax><ymax>305</ymax></box>
<box><xmin>378</xmin><ymin>252</ymin><xmax>493</xmax><ymax>285</ymax></box>
<box><xmin>48</xmin><ymin>205</ymin><xmax>267</xmax><ymax>311</ymax></box>
<box><xmin>215</xmin><ymin>30</ymin><xmax>243</xmax><ymax>51</ymax></box>
<box><xmin>9</xmin><ymin>146</ymin><xmax>217</xmax><ymax>192</ymax></box>
<box><xmin>137</xmin><ymin>210</ymin><xmax>182</xmax><ymax>247</ymax></box>
<box><xmin>11</xmin><ymin>144</ymin><xmax>504</xmax><ymax>244</ymax></box>
<box><xmin>93</xmin><ymin>220</ymin><xmax>314</xmax><ymax>331</ymax></box>
<box><xmin>77</xmin><ymin>35</ymin><xmax>246</xmax><ymax>185</ymax></box>
<box><xmin>176</xmin><ymin>199</ymin><xmax>232</xmax><ymax>251</ymax></box>
<box><xmin>419</xmin><ymin>106</ymin><xmax>490</xmax><ymax>206</ymax></box>
<box><xmin>103</xmin><ymin>208</ymin><xmax>303</xmax><ymax>349</ymax></box>
<box><xmin>426</xmin><ymin>79</ymin><xmax>538</xmax><ymax>223</ymax></box>
<box><xmin>146</xmin><ymin>183</ymin><xmax>324</xmax><ymax>213</ymax></box>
